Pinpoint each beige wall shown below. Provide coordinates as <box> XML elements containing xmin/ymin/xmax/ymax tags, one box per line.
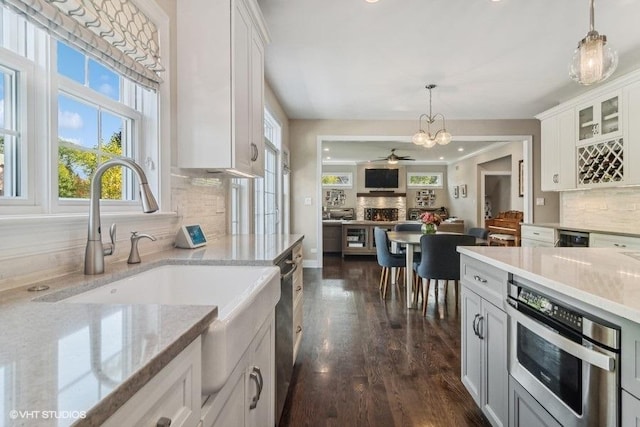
<box><xmin>290</xmin><ymin>119</ymin><xmax>559</xmax><ymax>266</ymax></box>
<box><xmin>448</xmin><ymin>141</ymin><xmax>524</xmax><ymax>228</ymax></box>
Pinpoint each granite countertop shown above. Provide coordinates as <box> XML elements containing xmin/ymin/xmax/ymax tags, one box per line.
<box><xmin>459</xmin><ymin>246</ymin><xmax>640</xmax><ymax>324</ymax></box>
<box><xmin>0</xmin><ymin>233</ymin><xmax>304</xmax><ymax>426</ymax></box>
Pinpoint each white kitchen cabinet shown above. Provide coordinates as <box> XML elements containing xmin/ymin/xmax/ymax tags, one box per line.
<box><xmin>590</xmin><ymin>232</ymin><xmax>640</xmax><ymax>250</ymax></box>
<box><xmin>460</xmin><ymin>255</ymin><xmax>508</xmax><ymax>427</ymax></box>
<box><xmin>576</xmin><ymin>92</ymin><xmax>622</xmax><ymax>145</ymax></box>
<box><xmin>176</xmin><ymin>0</ymin><xmax>269</xmax><ymax>177</ymax></box>
<box><xmin>509</xmin><ymin>376</ymin><xmax>561</xmax><ymax>427</ymax></box>
<box><xmin>623</xmin><ymin>390</ymin><xmax>640</xmax><ymax>427</ymax></box>
<box><xmin>201</xmin><ymin>312</ymin><xmax>275</xmax><ymax>427</ymax></box>
<box><xmin>539</xmin><ymin>109</ymin><xmax>576</xmax><ymax>191</ymax></box>
<box><xmin>104</xmin><ymin>337</ymin><xmax>201</xmax><ymax>427</ymax></box>
<box><xmin>624</xmin><ymin>80</ymin><xmax>640</xmax><ymax>185</ymax></box>
<box><xmin>520</xmin><ymin>225</ymin><xmax>557</xmax><ymax>247</ymax></box>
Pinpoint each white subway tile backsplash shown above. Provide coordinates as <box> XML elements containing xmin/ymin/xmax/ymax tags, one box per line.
<box><xmin>561</xmin><ymin>188</ymin><xmax>640</xmax><ymax>234</ymax></box>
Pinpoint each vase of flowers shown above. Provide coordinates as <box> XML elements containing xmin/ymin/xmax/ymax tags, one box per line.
<box><xmin>419</xmin><ymin>212</ymin><xmax>442</xmax><ymax>234</ymax></box>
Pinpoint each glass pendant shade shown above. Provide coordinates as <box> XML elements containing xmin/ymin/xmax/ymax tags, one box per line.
<box><xmin>569</xmin><ymin>33</ymin><xmax>618</xmax><ymax>85</ymax></box>
<box><xmin>424</xmin><ymin>138</ymin><xmax>437</xmax><ymax>148</ymax></box>
<box><xmin>437</xmin><ymin>131</ymin><xmax>452</xmax><ymax>145</ymax></box>
<box><xmin>412</xmin><ymin>130</ymin><xmax>429</xmax><ymax>146</ymax></box>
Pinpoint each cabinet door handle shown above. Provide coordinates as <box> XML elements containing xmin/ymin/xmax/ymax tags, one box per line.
<box><xmin>593</xmin><ymin>123</ymin><xmax>599</xmax><ymax>136</ymax></box>
<box><xmin>473</xmin><ymin>275</ymin><xmax>487</xmax><ymax>284</ymax></box>
<box><xmin>156</xmin><ymin>417</ymin><xmax>172</xmax><ymax>427</ymax></box>
<box><xmin>250</xmin><ymin>143</ymin><xmax>259</xmax><ymax>162</ymax></box>
<box><xmin>295</xmin><ymin>285</ymin><xmax>302</xmax><ymax>292</ymax></box>
<box><xmin>249</xmin><ymin>366</ymin><xmax>263</xmax><ymax>410</ymax></box>
<box><xmin>552</xmin><ymin>174</ymin><xmax>559</xmax><ymax>184</ymax></box>
<box><xmin>477</xmin><ymin>316</ymin><xmax>484</xmax><ymax>340</ymax></box>
<box><xmin>472</xmin><ymin>314</ymin><xmax>480</xmax><ymax>337</ymax></box>
<box><xmin>296</xmin><ymin>325</ymin><xmax>303</xmax><ymax>333</ymax></box>
<box><xmin>614</xmin><ymin>243</ymin><xmax>626</xmax><ymax>248</ymax></box>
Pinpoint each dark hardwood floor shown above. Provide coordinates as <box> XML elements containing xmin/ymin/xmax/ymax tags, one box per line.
<box><xmin>279</xmin><ymin>254</ymin><xmax>491</xmax><ymax>427</ymax></box>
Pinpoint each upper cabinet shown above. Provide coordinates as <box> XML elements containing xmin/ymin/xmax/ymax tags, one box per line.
<box><xmin>576</xmin><ymin>92</ymin><xmax>622</xmax><ymax>145</ymax></box>
<box><xmin>176</xmin><ymin>0</ymin><xmax>269</xmax><ymax>177</ymax></box>
<box><xmin>538</xmin><ymin>70</ymin><xmax>640</xmax><ymax>191</ymax></box>
<box><xmin>540</xmin><ymin>109</ymin><xmax>576</xmax><ymax>191</ymax></box>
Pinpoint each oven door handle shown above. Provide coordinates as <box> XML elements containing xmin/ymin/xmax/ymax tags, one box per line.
<box><xmin>506</xmin><ymin>305</ymin><xmax>616</xmax><ymax>372</ymax></box>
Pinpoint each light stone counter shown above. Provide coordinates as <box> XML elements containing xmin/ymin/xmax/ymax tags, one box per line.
<box><xmin>0</xmin><ymin>233</ymin><xmax>304</xmax><ymax>426</ymax></box>
<box><xmin>458</xmin><ymin>246</ymin><xmax>640</xmax><ymax>323</ymax></box>
<box><xmin>522</xmin><ymin>222</ymin><xmax>640</xmax><ymax>238</ymax></box>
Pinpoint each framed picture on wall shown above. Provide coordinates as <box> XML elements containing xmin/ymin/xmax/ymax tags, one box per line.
<box><xmin>453</xmin><ymin>185</ymin><xmax>459</xmax><ymax>198</ymax></box>
<box><xmin>407</xmin><ymin>172</ymin><xmax>443</xmax><ymax>188</ymax></box>
<box><xmin>460</xmin><ymin>184</ymin><xmax>467</xmax><ymax>198</ymax></box>
<box><xmin>322</xmin><ymin>172</ymin><xmax>353</xmax><ymax>188</ymax></box>
<box><xmin>518</xmin><ymin>160</ymin><xmax>524</xmax><ymax>197</ymax></box>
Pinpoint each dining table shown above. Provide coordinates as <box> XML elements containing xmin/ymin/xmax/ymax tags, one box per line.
<box><xmin>386</xmin><ymin>230</ymin><xmax>487</xmax><ymax>309</ymax></box>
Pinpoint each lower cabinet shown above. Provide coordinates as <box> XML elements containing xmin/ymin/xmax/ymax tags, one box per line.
<box><xmin>623</xmin><ymin>389</ymin><xmax>640</xmax><ymax>427</ymax></box>
<box><xmin>509</xmin><ymin>376</ymin><xmax>561</xmax><ymax>427</ymax></box>
<box><xmin>201</xmin><ymin>312</ymin><xmax>275</xmax><ymax>427</ymax></box>
<box><xmin>461</xmin><ymin>283</ymin><xmax>508</xmax><ymax>427</ymax></box>
<box><xmin>104</xmin><ymin>336</ymin><xmax>202</xmax><ymax>427</ymax></box>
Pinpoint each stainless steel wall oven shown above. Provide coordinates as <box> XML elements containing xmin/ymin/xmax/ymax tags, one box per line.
<box><xmin>506</xmin><ymin>280</ymin><xmax>620</xmax><ymax>426</ymax></box>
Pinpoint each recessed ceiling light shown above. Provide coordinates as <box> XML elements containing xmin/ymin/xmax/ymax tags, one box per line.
<box><xmin>366</xmin><ymin>0</ymin><xmax>379</xmax><ymax>3</ymax></box>
<box><xmin>323</xmin><ymin>148</ymin><xmax>330</xmax><ymax>151</ymax></box>
<box><xmin>326</xmin><ymin>156</ymin><xmax>331</xmax><ymax>160</ymax></box>
<box><xmin>458</xmin><ymin>148</ymin><xmax>464</xmax><ymax>152</ymax></box>
<box><xmin>439</xmin><ymin>156</ymin><xmax>444</xmax><ymax>160</ymax></box>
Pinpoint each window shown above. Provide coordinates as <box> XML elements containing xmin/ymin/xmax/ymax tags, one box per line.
<box><xmin>56</xmin><ymin>41</ymin><xmax>145</xmax><ymax>203</ymax></box>
<box><xmin>0</xmin><ymin>4</ymin><xmax>160</xmax><ymax>214</ymax></box>
<box><xmin>0</xmin><ymin>64</ymin><xmax>20</xmax><ymax>198</ymax></box>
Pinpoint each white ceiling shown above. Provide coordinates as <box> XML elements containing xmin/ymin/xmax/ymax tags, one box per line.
<box><xmin>257</xmin><ymin>0</ymin><xmax>640</xmax><ymax>163</ymax></box>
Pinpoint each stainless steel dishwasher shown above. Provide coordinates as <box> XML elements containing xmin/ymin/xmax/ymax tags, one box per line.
<box><xmin>275</xmin><ymin>249</ymin><xmax>297</xmax><ymax>424</ymax></box>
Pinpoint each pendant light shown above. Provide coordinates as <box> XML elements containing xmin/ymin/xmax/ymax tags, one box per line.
<box><xmin>569</xmin><ymin>0</ymin><xmax>618</xmax><ymax>86</ymax></box>
<box><xmin>412</xmin><ymin>84</ymin><xmax>452</xmax><ymax>148</ymax></box>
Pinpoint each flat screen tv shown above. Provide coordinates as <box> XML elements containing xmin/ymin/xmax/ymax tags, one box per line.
<box><xmin>365</xmin><ymin>168</ymin><xmax>399</xmax><ymax>189</ymax></box>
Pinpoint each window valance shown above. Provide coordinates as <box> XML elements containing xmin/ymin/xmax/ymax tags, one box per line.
<box><xmin>1</xmin><ymin>0</ymin><xmax>163</xmax><ymax>89</ymax></box>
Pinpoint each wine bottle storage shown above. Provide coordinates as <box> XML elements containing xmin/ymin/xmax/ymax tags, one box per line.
<box><xmin>577</xmin><ymin>138</ymin><xmax>624</xmax><ymax>185</ymax></box>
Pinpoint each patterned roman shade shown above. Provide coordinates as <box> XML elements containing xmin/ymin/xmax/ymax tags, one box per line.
<box><xmin>0</xmin><ymin>0</ymin><xmax>164</xmax><ymax>88</ymax></box>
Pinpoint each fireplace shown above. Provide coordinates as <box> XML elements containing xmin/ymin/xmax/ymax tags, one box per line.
<box><xmin>364</xmin><ymin>208</ymin><xmax>398</xmax><ymax>221</ymax></box>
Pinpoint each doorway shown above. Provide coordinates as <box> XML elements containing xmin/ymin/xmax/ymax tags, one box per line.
<box><xmin>480</xmin><ymin>171</ymin><xmax>512</xmax><ymax>227</ymax></box>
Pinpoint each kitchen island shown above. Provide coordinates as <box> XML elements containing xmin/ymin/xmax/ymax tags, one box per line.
<box><xmin>0</xmin><ymin>234</ymin><xmax>303</xmax><ymax>426</ymax></box>
<box><xmin>458</xmin><ymin>246</ymin><xmax>640</xmax><ymax>427</ymax></box>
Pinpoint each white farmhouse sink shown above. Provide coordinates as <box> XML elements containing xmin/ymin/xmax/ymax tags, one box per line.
<box><xmin>64</xmin><ymin>264</ymin><xmax>281</xmax><ymax>394</ymax></box>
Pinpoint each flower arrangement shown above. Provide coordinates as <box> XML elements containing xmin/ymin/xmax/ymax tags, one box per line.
<box><xmin>419</xmin><ymin>212</ymin><xmax>442</xmax><ymax>226</ymax></box>
<box><xmin>419</xmin><ymin>212</ymin><xmax>441</xmax><ymax>234</ymax></box>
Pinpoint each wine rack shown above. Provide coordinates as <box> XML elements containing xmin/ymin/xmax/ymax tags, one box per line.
<box><xmin>577</xmin><ymin>138</ymin><xmax>624</xmax><ymax>185</ymax></box>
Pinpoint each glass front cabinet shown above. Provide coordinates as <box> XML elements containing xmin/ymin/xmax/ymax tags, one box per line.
<box><xmin>577</xmin><ymin>92</ymin><xmax>622</xmax><ymax>145</ymax></box>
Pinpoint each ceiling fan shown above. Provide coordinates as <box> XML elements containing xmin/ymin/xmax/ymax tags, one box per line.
<box><xmin>373</xmin><ymin>149</ymin><xmax>415</xmax><ymax>164</ymax></box>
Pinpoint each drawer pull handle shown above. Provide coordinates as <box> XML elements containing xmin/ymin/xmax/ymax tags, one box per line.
<box><xmin>473</xmin><ymin>275</ymin><xmax>487</xmax><ymax>283</ymax></box>
<box><xmin>533</xmin><ymin>232</ymin><xmax>540</xmax><ymax>235</ymax></box>
<box><xmin>296</xmin><ymin>285</ymin><xmax>302</xmax><ymax>292</ymax></box>
<box><xmin>157</xmin><ymin>417</ymin><xmax>172</xmax><ymax>427</ymax></box>
<box><xmin>614</xmin><ymin>243</ymin><xmax>626</xmax><ymax>248</ymax></box>
<box><xmin>296</xmin><ymin>325</ymin><xmax>303</xmax><ymax>333</ymax></box>
<box><xmin>249</xmin><ymin>366</ymin><xmax>263</xmax><ymax>410</ymax></box>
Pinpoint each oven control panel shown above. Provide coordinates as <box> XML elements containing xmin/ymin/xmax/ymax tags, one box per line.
<box><xmin>518</xmin><ymin>289</ymin><xmax>583</xmax><ymax>331</ymax></box>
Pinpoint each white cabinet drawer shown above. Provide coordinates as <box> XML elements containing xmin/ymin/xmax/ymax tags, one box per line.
<box><xmin>590</xmin><ymin>233</ymin><xmax>640</xmax><ymax>250</ymax></box>
<box><xmin>104</xmin><ymin>337</ymin><xmax>201</xmax><ymax>427</ymax></box>
<box><xmin>623</xmin><ymin>389</ymin><xmax>640</xmax><ymax>427</ymax></box>
<box><xmin>460</xmin><ymin>255</ymin><xmax>508</xmax><ymax>308</ymax></box>
<box><xmin>521</xmin><ymin>225</ymin><xmax>557</xmax><ymax>244</ymax></box>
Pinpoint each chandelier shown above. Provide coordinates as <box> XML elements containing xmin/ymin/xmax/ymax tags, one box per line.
<box><xmin>569</xmin><ymin>0</ymin><xmax>618</xmax><ymax>86</ymax></box>
<box><xmin>412</xmin><ymin>84</ymin><xmax>452</xmax><ymax>148</ymax></box>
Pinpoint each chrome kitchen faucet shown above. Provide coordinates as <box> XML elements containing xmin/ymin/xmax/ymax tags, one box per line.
<box><xmin>84</xmin><ymin>158</ymin><xmax>159</xmax><ymax>275</ymax></box>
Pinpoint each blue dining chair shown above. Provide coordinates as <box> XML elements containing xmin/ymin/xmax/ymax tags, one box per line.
<box><xmin>413</xmin><ymin>234</ymin><xmax>476</xmax><ymax>315</ymax></box>
<box><xmin>374</xmin><ymin>227</ymin><xmax>406</xmax><ymax>299</ymax></box>
<box><xmin>393</xmin><ymin>223</ymin><xmax>422</xmax><ymax>232</ymax></box>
